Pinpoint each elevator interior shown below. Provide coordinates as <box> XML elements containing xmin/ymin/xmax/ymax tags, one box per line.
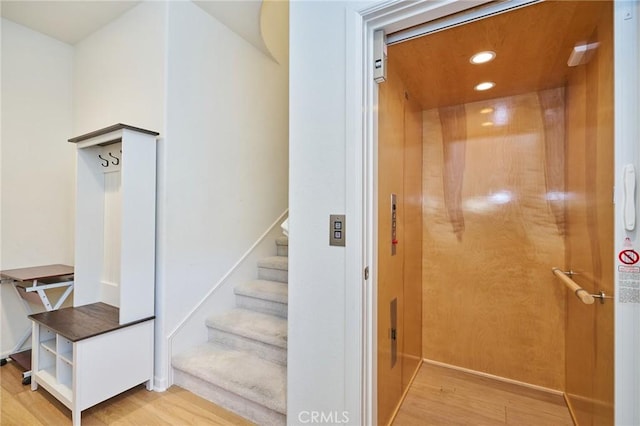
<box><xmin>377</xmin><ymin>2</ymin><xmax>614</xmax><ymax>425</ymax></box>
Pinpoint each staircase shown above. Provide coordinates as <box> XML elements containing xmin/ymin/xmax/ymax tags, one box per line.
<box><xmin>172</xmin><ymin>237</ymin><xmax>288</xmax><ymax>425</ymax></box>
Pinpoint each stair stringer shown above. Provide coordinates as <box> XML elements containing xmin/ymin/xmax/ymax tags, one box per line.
<box><xmin>168</xmin><ymin>209</ymin><xmax>288</xmax><ymax>383</ymax></box>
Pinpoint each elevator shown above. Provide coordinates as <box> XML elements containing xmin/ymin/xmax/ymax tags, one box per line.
<box><xmin>376</xmin><ymin>2</ymin><xmax>614</xmax><ymax>424</ymax></box>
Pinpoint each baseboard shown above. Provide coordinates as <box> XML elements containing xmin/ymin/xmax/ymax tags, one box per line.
<box><xmin>387</xmin><ymin>358</ymin><xmax>423</xmax><ymax>426</ymax></box>
<box><xmin>563</xmin><ymin>392</ymin><xmax>613</xmax><ymax>423</ymax></box>
<box><xmin>564</xmin><ymin>392</ymin><xmax>579</xmax><ymax>426</ymax></box>
<box><xmin>167</xmin><ymin>209</ymin><xmax>289</xmax><ymax>341</ymax></box>
<box><xmin>422</xmin><ymin>358</ymin><xmax>564</xmax><ymax>396</ymax></box>
<box><xmin>2</xmin><ymin>328</ymin><xmax>32</xmax><ymax>358</ymax></box>
<box><xmin>153</xmin><ymin>375</ymin><xmax>169</xmax><ymax>392</ymax></box>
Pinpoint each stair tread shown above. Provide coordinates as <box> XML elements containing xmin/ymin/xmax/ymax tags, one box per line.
<box><xmin>257</xmin><ymin>256</ymin><xmax>288</xmax><ymax>271</ymax></box>
<box><xmin>172</xmin><ymin>343</ymin><xmax>286</xmax><ymax>414</ymax></box>
<box><xmin>235</xmin><ymin>280</ymin><xmax>288</xmax><ymax>304</ymax></box>
<box><xmin>275</xmin><ymin>236</ymin><xmax>288</xmax><ymax>247</ymax></box>
<box><xmin>206</xmin><ymin>309</ymin><xmax>287</xmax><ymax>348</ymax></box>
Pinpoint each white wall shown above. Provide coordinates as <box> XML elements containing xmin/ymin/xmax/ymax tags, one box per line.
<box><xmin>159</xmin><ymin>0</ymin><xmax>288</xmax><ymax>385</ymax></box>
<box><xmin>72</xmin><ymin>1</ymin><xmax>166</xmax><ymax>136</ymax></box>
<box><xmin>614</xmin><ymin>1</ymin><xmax>640</xmax><ymax>424</ymax></box>
<box><xmin>288</xmin><ymin>1</ymin><xmax>352</xmax><ymax>421</ymax></box>
<box><xmin>0</xmin><ymin>18</ymin><xmax>75</xmax><ymax>356</ymax></box>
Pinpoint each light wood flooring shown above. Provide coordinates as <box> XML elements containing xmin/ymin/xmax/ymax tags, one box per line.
<box><xmin>3</xmin><ymin>357</ymin><xmax>576</xmax><ymax>426</ymax></box>
<box><xmin>0</xmin><ymin>360</ymin><xmax>253</xmax><ymax>425</ymax></box>
<box><xmin>393</xmin><ymin>362</ymin><xmax>574</xmax><ymax>426</ymax></box>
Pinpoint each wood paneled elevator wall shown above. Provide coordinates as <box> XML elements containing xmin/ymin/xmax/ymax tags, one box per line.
<box><xmin>377</xmin><ymin>65</ymin><xmax>423</xmax><ymax>425</ymax></box>
<box><xmin>564</xmin><ymin>3</ymin><xmax>614</xmax><ymax>425</ymax></box>
<box><xmin>420</xmin><ymin>90</ymin><xmax>567</xmax><ymax>389</ymax></box>
<box><xmin>378</xmin><ymin>2</ymin><xmax>614</xmax><ymax>424</ymax></box>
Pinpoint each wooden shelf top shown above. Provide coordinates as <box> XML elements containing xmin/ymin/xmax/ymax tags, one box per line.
<box><xmin>68</xmin><ymin>123</ymin><xmax>159</xmax><ymax>144</ymax></box>
<box><xmin>29</xmin><ymin>303</ymin><xmax>154</xmax><ymax>342</ymax></box>
<box><xmin>0</xmin><ymin>264</ymin><xmax>74</xmax><ymax>282</ymax></box>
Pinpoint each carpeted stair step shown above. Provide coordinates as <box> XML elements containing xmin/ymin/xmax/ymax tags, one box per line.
<box><xmin>173</xmin><ymin>343</ymin><xmax>286</xmax><ymax>425</ymax></box>
<box><xmin>275</xmin><ymin>237</ymin><xmax>288</xmax><ymax>257</ymax></box>
<box><xmin>235</xmin><ymin>280</ymin><xmax>288</xmax><ymax>318</ymax></box>
<box><xmin>257</xmin><ymin>256</ymin><xmax>288</xmax><ymax>283</ymax></box>
<box><xmin>206</xmin><ymin>308</ymin><xmax>287</xmax><ymax>365</ymax></box>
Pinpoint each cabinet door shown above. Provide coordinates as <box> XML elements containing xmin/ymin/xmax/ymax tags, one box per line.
<box><xmin>75</xmin><ymin>320</ymin><xmax>154</xmax><ymax>411</ymax></box>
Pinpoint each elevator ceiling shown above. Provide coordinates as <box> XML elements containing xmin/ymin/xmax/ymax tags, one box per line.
<box><xmin>388</xmin><ymin>1</ymin><xmax>610</xmax><ymax>110</ymax></box>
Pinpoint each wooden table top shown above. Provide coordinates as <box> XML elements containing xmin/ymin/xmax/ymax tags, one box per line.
<box><xmin>0</xmin><ymin>264</ymin><xmax>74</xmax><ymax>282</ymax></box>
<box><xmin>29</xmin><ymin>302</ymin><xmax>154</xmax><ymax>342</ymax></box>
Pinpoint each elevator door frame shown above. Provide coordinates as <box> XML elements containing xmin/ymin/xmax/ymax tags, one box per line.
<box><xmin>345</xmin><ymin>1</ymin><xmax>640</xmax><ymax>424</ymax></box>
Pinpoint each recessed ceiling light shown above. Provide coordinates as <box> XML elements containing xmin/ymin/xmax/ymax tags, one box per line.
<box><xmin>470</xmin><ymin>51</ymin><xmax>496</xmax><ymax>64</ymax></box>
<box><xmin>475</xmin><ymin>81</ymin><xmax>495</xmax><ymax>91</ymax></box>
<box><xmin>480</xmin><ymin>107</ymin><xmax>494</xmax><ymax>114</ymax></box>
<box><xmin>481</xmin><ymin>121</ymin><xmax>494</xmax><ymax>127</ymax></box>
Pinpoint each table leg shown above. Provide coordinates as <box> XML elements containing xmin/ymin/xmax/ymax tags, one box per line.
<box><xmin>31</xmin><ymin>323</ymin><xmax>39</xmax><ymax>391</ymax></box>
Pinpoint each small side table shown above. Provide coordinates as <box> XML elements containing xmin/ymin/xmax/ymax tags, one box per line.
<box><xmin>1</xmin><ymin>264</ymin><xmax>74</xmax><ymax>384</ymax></box>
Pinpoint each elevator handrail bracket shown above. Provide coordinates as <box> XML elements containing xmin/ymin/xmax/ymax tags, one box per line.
<box><xmin>552</xmin><ymin>268</ymin><xmax>595</xmax><ymax>305</ymax></box>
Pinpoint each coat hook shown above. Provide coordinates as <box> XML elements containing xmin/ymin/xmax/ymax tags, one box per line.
<box><xmin>108</xmin><ymin>152</ymin><xmax>120</xmax><ymax>165</ymax></box>
<box><xmin>98</xmin><ymin>154</ymin><xmax>109</xmax><ymax>167</ymax></box>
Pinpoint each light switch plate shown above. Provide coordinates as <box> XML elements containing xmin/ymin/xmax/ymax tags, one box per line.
<box><xmin>330</xmin><ymin>214</ymin><xmax>346</xmax><ymax>247</ymax></box>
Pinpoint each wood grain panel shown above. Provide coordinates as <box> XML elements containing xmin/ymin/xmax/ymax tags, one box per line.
<box><xmin>564</xmin><ymin>4</ymin><xmax>614</xmax><ymax>425</ymax></box>
<box><xmin>538</xmin><ymin>88</ymin><xmax>566</xmax><ymax>235</ymax></box>
<box><xmin>422</xmin><ymin>90</ymin><xmax>566</xmax><ymax>390</ymax></box>
<box><xmin>378</xmin><ymin>65</ymin><xmax>406</xmax><ymax>426</ymax></box>
<box><xmin>440</xmin><ymin>105</ymin><xmax>467</xmax><ymax>241</ymax></box>
<box><xmin>389</xmin><ymin>1</ymin><xmax>610</xmax><ymax>110</ymax></box>
<box><xmin>402</xmin><ymin>91</ymin><xmax>423</xmax><ymax>389</ymax></box>
<box><xmin>385</xmin><ymin>0</ymin><xmax>612</xmax><ymax>418</ymax></box>
<box><xmin>378</xmin><ymin>64</ymin><xmax>424</xmax><ymax>425</ymax></box>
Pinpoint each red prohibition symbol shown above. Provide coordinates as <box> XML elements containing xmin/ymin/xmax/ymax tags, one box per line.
<box><xmin>619</xmin><ymin>249</ymin><xmax>640</xmax><ymax>265</ymax></box>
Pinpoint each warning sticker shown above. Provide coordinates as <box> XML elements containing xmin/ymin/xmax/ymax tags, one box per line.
<box><xmin>619</xmin><ymin>265</ymin><xmax>640</xmax><ymax>304</ymax></box>
<box><xmin>619</xmin><ymin>249</ymin><xmax>640</xmax><ymax>265</ymax></box>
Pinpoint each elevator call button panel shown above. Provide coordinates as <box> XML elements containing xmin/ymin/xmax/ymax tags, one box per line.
<box><xmin>330</xmin><ymin>214</ymin><xmax>346</xmax><ymax>247</ymax></box>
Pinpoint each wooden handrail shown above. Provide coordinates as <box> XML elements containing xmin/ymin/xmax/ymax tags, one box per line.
<box><xmin>552</xmin><ymin>268</ymin><xmax>595</xmax><ymax>305</ymax></box>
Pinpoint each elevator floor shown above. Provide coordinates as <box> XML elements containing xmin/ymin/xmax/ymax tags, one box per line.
<box><xmin>393</xmin><ymin>362</ymin><xmax>573</xmax><ymax>425</ymax></box>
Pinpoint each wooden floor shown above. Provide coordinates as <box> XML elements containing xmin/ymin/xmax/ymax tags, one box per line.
<box><xmin>393</xmin><ymin>362</ymin><xmax>574</xmax><ymax>426</ymax></box>
<box><xmin>2</xmin><ymin>357</ymin><xmax>576</xmax><ymax>426</ymax></box>
<box><xmin>0</xmin><ymin>360</ymin><xmax>253</xmax><ymax>425</ymax></box>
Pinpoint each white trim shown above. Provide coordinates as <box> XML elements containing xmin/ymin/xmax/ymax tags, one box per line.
<box><xmin>345</xmin><ymin>8</ymin><xmax>367</xmax><ymax>426</ymax></box>
<box><xmin>614</xmin><ymin>1</ymin><xmax>640</xmax><ymax>425</ymax></box>
<box><xmin>386</xmin><ymin>0</ymin><xmax>539</xmax><ymax>45</ymax></box>
<box><xmin>357</xmin><ymin>0</ymin><xmax>492</xmax><ymax>34</ymax></box>
<box><xmin>166</xmin><ymin>209</ymin><xmax>288</xmax><ymax>341</ymax></box>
